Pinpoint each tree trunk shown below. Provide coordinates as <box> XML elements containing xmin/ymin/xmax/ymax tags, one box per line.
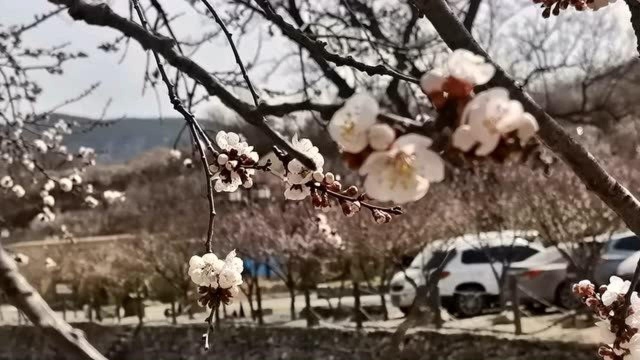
<box><xmin>170</xmin><ymin>300</ymin><xmax>177</xmax><ymax>325</ymax></box>
<box><xmin>304</xmin><ymin>287</ymin><xmax>312</xmax><ymax>328</ymax></box>
<box><xmin>254</xmin><ymin>271</ymin><xmax>264</xmax><ymax>325</ymax></box>
<box><xmin>288</xmin><ymin>284</ymin><xmax>296</xmax><ymax>320</ymax></box>
<box><xmin>353</xmin><ymin>280</ymin><xmax>363</xmax><ymax>329</ymax></box>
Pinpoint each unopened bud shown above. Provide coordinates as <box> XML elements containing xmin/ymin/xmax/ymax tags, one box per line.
<box><xmin>217</xmin><ymin>154</ymin><xmax>229</xmax><ymax>165</ymax></box>
<box><xmin>324</xmin><ymin>172</ymin><xmax>335</xmax><ymax>184</ymax></box>
<box><xmin>312</xmin><ymin>171</ymin><xmax>324</xmax><ymax>182</ymax></box>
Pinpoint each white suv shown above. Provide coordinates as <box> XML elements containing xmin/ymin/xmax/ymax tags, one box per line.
<box><xmin>389</xmin><ymin>231</ymin><xmax>544</xmax><ymax>317</ymax></box>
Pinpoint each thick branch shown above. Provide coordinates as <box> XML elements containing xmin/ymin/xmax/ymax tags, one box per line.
<box><xmin>412</xmin><ymin>0</ymin><xmax>640</xmax><ymax>245</ymax></box>
<box><xmin>253</xmin><ymin>0</ymin><xmax>419</xmax><ymax>85</ymax></box>
<box><xmin>0</xmin><ymin>244</ymin><xmax>108</xmax><ymax>360</ymax></box>
<box><xmin>49</xmin><ymin>0</ymin><xmax>317</xmax><ymax>169</ymax></box>
<box><xmin>626</xmin><ymin>0</ymin><xmax>640</xmax><ymax>56</ymax></box>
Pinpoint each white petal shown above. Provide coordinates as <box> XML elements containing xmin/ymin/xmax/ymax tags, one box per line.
<box><xmin>420</xmin><ymin>70</ymin><xmax>447</xmax><ymax>94</ymax></box>
<box><xmin>414</xmin><ymin>149</ymin><xmax>445</xmax><ymax>183</ymax></box>
<box><xmin>189</xmin><ymin>255</ymin><xmax>205</xmax><ymax>269</ymax></box>
<box><xmin>202</xmin><ymin>253</ymin><xmax>219</xmax><ymax>265</ymax></box>
<box><xmin>451</xmin><ymin>125</ymin><xmax>476</xmax><ymax>152</ymax></box>
<box><xmin>393</xmin><ymin>133</ymin><xmax>433</xmax><ymax>150</ymax></box>
<box><xmin>284</xmin><ymin>185</ymin><xmax>310</xmax><ymax>201</ymax></box>
<box><xmin>516</xmin><ymin>113</ymin><xmax>539</xmax><ymax>145</ymax></box>
<box><xmin>358</xmin><ymin>151</ymin><xmax>390</xmax><ymax>176</ymax></box>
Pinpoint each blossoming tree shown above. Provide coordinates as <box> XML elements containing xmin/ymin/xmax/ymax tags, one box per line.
<box><xmin>4</xmin><ymin>0</ymin><xmax>640</xmax><ymax>359</ymax></box>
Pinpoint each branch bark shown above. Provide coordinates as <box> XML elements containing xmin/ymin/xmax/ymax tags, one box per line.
<box><xmin>48</xmin><ymin>0</ymin><xmax>319</xmax><ymax>169</ymax></box>
<box><xmin>0</xmin><ymin>244</ymin><xmax>108</xmax><ymax>360</ymax></box>
<box><xmin>626</xmin><ymin>0</ymin><xmax>640</xmax><ymax>56</ymax></box>
<box><xmin>412</xmin><ymin>0</ymin><xmax>640</xmax><ymax>246</ymax></box>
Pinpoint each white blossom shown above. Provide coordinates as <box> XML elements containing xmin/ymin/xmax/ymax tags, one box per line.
<box><xmin>42</xmin><ymin>194</ymin><xmax>55</xmax><ymax>207</ymax></box>
<box><xmin>33</xmin><ymin>139</ymin><xmax>48</xmax><ymax>153</ymax></box>
<box><xmin>169</xmin><ymin>149</ymin><xmax>182</xmax><ymax>160</ymax></box>
<box><xmin>12</xmin><ymin>185</ymin><xmax>25</xmax><ymax>198</ymax></box>
<box><xmin>70</xmin><ymin>174</ymin><xmax>82</xmax><ymax>185</ymax></box>
<box><xmin>188</xmin><ymin>250</ymin><xmax>243</xmax><ymax>295</ymax></box>
<box><xmin>284</xmin><ymin>185</ymin><xmax>311</xmax><ymax>201</ymax></box>
<box><xmin>452</xmin><ymin>88</ymin><xmax>539</xmax><ymax>156</ymax></box>
<box><xmin>103</xmin><ymin>190</ymin><xmax>126</xmax><ymax>204</ymax></box>
<box><xmin>328</xmin><ymin>93</ymin><xmax>379</xmax><ymax>153</ymax></box>
<box><xmin>595</xmin><ymin>320</ymin><xmax>617</xmax><ymax>345</ymax></box>
<box><xmin>183</xmin><ymin>158</ymin><xmax>193</xmax><ymax>168</ymax></box>
<box><xmin>0</xmin><ymin>228</ymin><xmax>9</xmax><ymax>238</ymax></box>
<box><xmin>420</xmin><ymin>49</ymin><xmax>495</xmax><ymax>94</ymax></box>
<box><xmin>359</xmin><ymin>134</ymin><xmax>445</xmax><ymax>203</ymax></box>
<box><xmin>212</xmin><ymin>131</ymin><xmax>259</xmax><ymax>193</ymax></box>
<box><xmin>14</xmin><ymin>253</ymin><xmax>29</xmax><ymax>265</ymax></box>
<box><xmin>45</xmin><ymin>257</ymin><xmax>57</xmax><ymax>270</ymax></box>
<box><xmin>36</xmin><ymin>207</ymin><xmax>56</xmax><ymax>222</ymax></box>
<box><xmin>368</xmin><ymin>123</ymin><xmax>396</xmax><ymax>151</ymax></box>
<box><xmin>22</xmin><ymin>159</ymin><xmax>35</xmax><ymax>172</ymax></box>
<box><xmin>85</xmin><ymin>195</ymin><xmax>99</xmax><ymax>208</ymax></box>
<box><xmin>286</xmin><ymin>135</ymin><xmax>324</xmax><ymax>185</ymax></box>
<box><xmin>43</xmin><ymin>180</ymin><xmax>55</xmax><ymax>192</ymax></box>
<box><xmin>602</xmin><ymin>276</ymin><xmax>630</xmax><ymax>306</ymax></box>
<box><xmin>0</xmin><ymin>176</ymin><xmax>13</xmax><ymax>189</ymax></box>
<box><xmin>59</xmin><ymin>178</ymin><xmax>73</xmax><ymax>192</ymax></box>
<box><xmin>78</xmin><ymin>146</ymin><xmax>95</xmax><ymax>159</ymax></box>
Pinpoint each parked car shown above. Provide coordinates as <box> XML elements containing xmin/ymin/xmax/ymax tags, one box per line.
<box><xmin>389</xmin><ymin>231</ymin><xmax>543</xmax><ymax>318</ymax></box>
<box><xmin>510</xmin><ymin>232</ymin><xmax>638</xmax><ymax>313</ymax></box>
<box><xmin>595</xmin><ymin>231</ymin><xmax>640</xmax><ymax>284</ymax></box>
<box><xmin>617</xmin><ymin>250</ymin><xmax>640</xmax><ymax>280</ymax></box>
<box><xmin>507</xmin><ymin>247</ymin><xmax>580</xmax><ymax>313</ymax></box>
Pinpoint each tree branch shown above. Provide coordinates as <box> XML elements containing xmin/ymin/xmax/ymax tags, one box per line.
<box><xmin>253</xmin><ymin>0</ymin><xmax>419</xmax><ymax>85</ymax></box>
<box><xmin>0</xmin><ymin>243</ymin><xmax>108</xmax><ymax>360</ymax></box>
<box><xmin>49</xmin><ymin>0</ymin><xmax>318</xmax><ymax>170</ymax></box>
<box><xmin>626</xmin><ymin>0</ymin><xmax>640</xmax><ymax>56</ymax></box>
<box><xmin>411</xmin><ymin>0</ymin><xmax>640</xmax><ymax>282</ymax></box>
<box><xmin>463</xmin><ymin>0</ymin><xmax>482</xmax><ymax>32</ymax></box>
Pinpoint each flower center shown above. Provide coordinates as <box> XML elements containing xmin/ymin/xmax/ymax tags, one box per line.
<box><xmin>340</xmin><ymin>114</ymin><xmax>356</xmax><ymax>137</ymax></box>
<box><xmin>387</xmin><ymin>151</ymin><xmax>416</xmax><ymax>189</ymax></box>
<box><xmin>482</xmin><ymin>117</ymin><xmax>499</xmax><ymax>135</ymax></box>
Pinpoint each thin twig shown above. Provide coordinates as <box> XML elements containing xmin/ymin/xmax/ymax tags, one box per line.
<box><xmin>130</xmin><ymin>0</ymin><xmax>217</xmax><ymax>253</ymax></box>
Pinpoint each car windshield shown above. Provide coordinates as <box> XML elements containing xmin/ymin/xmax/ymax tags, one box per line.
<box><xmin>409</xmin><ymin>249</ymin><xmax>453</xmax><ymax>269</ymax></box>
<box><xmin>514</xmin><ymin>247</ymin><xmax>565</xmax><ymax>266</ymax></box>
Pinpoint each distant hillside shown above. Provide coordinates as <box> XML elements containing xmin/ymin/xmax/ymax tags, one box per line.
<box><xmin>56</xmin><ymin>115</ymin><xmax>192</xmax><ymax>163</ymax></box>
<box><xmin>55</xmin><ymin>114</ymin><xmax>340</xmax><ymax>164</ymax></box>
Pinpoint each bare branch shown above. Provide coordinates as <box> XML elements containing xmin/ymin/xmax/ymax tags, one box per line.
<box><xmin>0</xmin><ymin>243</ymin><xmax>108</xmax><ymax>360</ymax></box>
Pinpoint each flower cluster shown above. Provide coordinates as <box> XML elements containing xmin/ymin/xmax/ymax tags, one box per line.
<box><xmin>421</xmin><ymin>49</ymin><xmax>539</xmax><ymax>157</ymax></box>
<box><xmin>328</xmin><ymin>94</ymin><xmax>445</xmax><ymax>204</ymax></box>
<box><xmin>102</xmin><ymin>190</ymin><xmax>126</xmax><ymax>204</ymax></box>
<box><xmin>532</xmin><ymin>0</ymin><xmax>617</xmax><ymax>17</ymax></box>
<box><xmin>211</xmin><ymin>131</ymin><xmax>259</xmax><ymax>192</ymax></box>
<box><xmin>188</xmin><ymin>250</ymin><xmax>244</xmax><ymax>307</ymax></box>
<box><xmin>573</xmin><ymin>276</ymin><xmax>640</xmax><ymax>360</ymax></box>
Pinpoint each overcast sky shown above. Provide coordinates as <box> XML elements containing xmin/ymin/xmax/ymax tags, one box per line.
<box><xmin>1</xmin><ymin>1</ymin><xmax>634</xmax><ymax>119</ymax></box>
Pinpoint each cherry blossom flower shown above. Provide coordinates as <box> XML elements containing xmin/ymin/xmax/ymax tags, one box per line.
<box><xmin>59</xmin><ymin>178</ymin><xmax>73</xmax><ymax>192</ymax></box>
<box><xmin>212</xmin><ymin>131</ymin><xmax>259</xmax><ymax>192</ymax></box>
<box><xmin>420</xmin><ymin>49</ymin><xmax>495</xmax><ymax>96</ymax></box>
<box><xmin>43</xmin><ymin>180</ymin><xmax>55</xmax><ymax>192</ymax></box>
<box><xmin>42</xmin><ymin>194</ymin><xmax>55</xmax><ymax>207</ymax></box>
<box><xmin>103</xmin><ymin>190</ymin><xmax>126</xmax><ymax>204</ymax></box>
<box><xmin>14</xmin><ymin>253</ymin><xmax>29</xmax><ymax>265</ymax></box>
<box><xmin>359</xmin><ymin>134</ymin><xmax>445</xmax><ymax>203</ymax></box>
<box><xmin>451</xmin><ymin>88</ymin><xmax>539</xmax><ymax>156</ymax></box>
<box><xmin>0</xmin><ymin>176</ymin><xmax>13</xmax><ymax>189</ymax></box>
<box><xmin>70</xmin><ymin>174</ymin><xmax>82</xmax><ymax>185</ymax></box>
<box><xmin>284</xmin><ymin>135</ymin><xmax>325</xmax><ymax>201</ymax></box>
<box><xmin>12</xmin><ymin>185</ymin><xmax>25</xmax><ymax>198</ymax></box>
<box><xmin>602</xmin><ymin>276</ymin><xmax>630</xmax><ymax>306</ymax></box>
<box><xmin>33</xmin><ymin>139</ymin><xmax>48</xmax><ymax>153</ymax></box>
<box><xmin>328</xmin><ymin>93</ymin><xmax>379</xmax><ymax>153</ymax></box>
<box><xmin>183</xmin><ymin>158</ymin><xmax>193</xmax><ymax>168</ymax></box>
<box><xmin>78</xmin><ymin>146</ymin><xmax>95</xmax><ymax>159</ymax></box>
<box><xmin>169</xmin><ymin>149</ymin><xmax>182</xmax><ymax>160</ymax></box>
<box><xmin>368</xmin><ymin>123</ymin><xmax>396</xmax><ymax>151</ymax></box>
<box><xmin>0</xmin><ymin>228</ymin><xmax>9</xmax><ymax>238</ymax></box>
<box><xmin>45</xmin><ymin>257</ymin><xmax>57</xmax><ymax>270</ymax></box>
<box><xmin>188</xmin><ymin>250</ymin><xmax>243</xmax><ymax>294</ymax></box>
<box><xmin>85</xmin><ymin>195</ymin><xmax>99</xmax><ymax>208</ymax></box>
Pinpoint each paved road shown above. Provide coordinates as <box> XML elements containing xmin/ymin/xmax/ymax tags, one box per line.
<box><xmin>0</xmin><ymin>292</ymin><xmax>404</xmax><ymax>326</ymax></box>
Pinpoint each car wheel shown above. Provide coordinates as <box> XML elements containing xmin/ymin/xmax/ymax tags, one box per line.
<box><xmin>453</xmin><ymin>288</ymin><xmax>485</xmax><ymax>318</ymax></box>
<box><xmin>524</xmin><ymin>301</ymin><xmax>547</xmax><ymax>315</ymax></box>
<box><xmin>556</xmin><ymin>281</ymin><xmax>581</xmax><ymax>310</ymax></box>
